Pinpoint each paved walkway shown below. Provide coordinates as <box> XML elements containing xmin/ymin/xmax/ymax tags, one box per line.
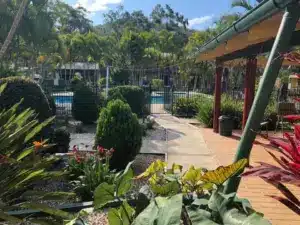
<box><xmin>154</xmin><ymin>114</ymin><xmax>300</xmax><ymax>225</ymax></box>
<box><xmin>153</xmin><ymin>114</ymin><xmax>217</xmax><ymax>170</ymax></box>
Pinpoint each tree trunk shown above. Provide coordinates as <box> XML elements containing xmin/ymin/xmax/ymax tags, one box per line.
<box><xmin>0</xmin><ymin>0</ymin><xmax>29</xmax><ymax>60</ymax></box>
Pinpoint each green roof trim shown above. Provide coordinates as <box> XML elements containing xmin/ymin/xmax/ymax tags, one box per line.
<box><xmin>197</xmin><ymin>0</ymin><xmax>300</xmax><ymax>59</ymax></box>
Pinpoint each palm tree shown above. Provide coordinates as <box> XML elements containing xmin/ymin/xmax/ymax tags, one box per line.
<box><xmin>0</xmin><ymin>0</ymin><xmax>29</xmax><ymax>60</ymax></box>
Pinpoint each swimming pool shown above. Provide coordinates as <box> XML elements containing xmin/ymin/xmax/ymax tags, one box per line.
<box><xmin>55</xmin><ymin>95</ymin><xmax>73</xmax><ymax>104</ymax></box>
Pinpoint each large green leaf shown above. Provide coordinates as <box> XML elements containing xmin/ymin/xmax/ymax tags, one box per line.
<box><xmin>21</xmin><ymin>203</ymin><xmax>74</xmax><ymax>220</ymax></box>
<box><xmin>116</xmin><ymin>162</ymin><xmax>134</xmax><ymax>197</ymax></box>
<box><xmin>108</xmin><ymin>208</ymin><xmax>122</xmax><ymax>225</ymax></box>
<box><xmin>0</xmin><ymin>210</ymin><xmax>22</xmax><ymax>223</ymax></box>
<box><xmin>24</xmin><ymin>116</ymin><xmax>55</xmax><ymax>143</ymax></box>
<box><xmin>186</xmin><ymin>206</ymin><xmax>218</xmax><ymax>225</ymax></box>
<box><xmin>94</xmin><ymin>182</ymin><xmax>115</xmax><ymax>209</ymax></box>
<box><xmin>132</xmin><ymin>194</ymin><xmax>182</xmax><ymax>225</ymax></box>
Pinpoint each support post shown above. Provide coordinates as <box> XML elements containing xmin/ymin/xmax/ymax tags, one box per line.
<box><xmin>242</xmin><ymin>58</ymin><xmax>257</xmax><ymax>130</ymax></box>
<box><xmin>106</xmin><ymin>65</ymin><xmax>109</xmax><ymax>98</ymax></box>
<box><xmin>224</xmin><ymin>4</ymin><xmax>300</xmax><ymax>194</ymax></box>
<box><xmin>213</xmin><ymin>62</ymin><xmax>223</xmax><ymax>133</ymax></box>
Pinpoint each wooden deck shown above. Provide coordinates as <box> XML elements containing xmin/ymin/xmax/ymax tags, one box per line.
<box><xmin>201</xmin><ymin>128</ymin><xmax>300</xmax><ymax>225</ymax></box>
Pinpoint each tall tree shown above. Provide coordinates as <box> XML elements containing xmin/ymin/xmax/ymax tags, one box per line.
<box><xmin>0</xmin><ymin>0</ymin><xmax>29</xmax><ymax>60</ymax></box>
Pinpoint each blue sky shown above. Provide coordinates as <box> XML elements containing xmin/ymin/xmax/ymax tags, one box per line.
<box><xmin>64</xmin><ymin>0</ymin><xmax>258</xmax><ymax>30</ymax></box>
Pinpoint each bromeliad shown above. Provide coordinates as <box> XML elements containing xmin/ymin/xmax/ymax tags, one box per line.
<box><xmin>243</xmin><ymin>124</ymin><xmax>300</xmax><ymax>214</ymax></box>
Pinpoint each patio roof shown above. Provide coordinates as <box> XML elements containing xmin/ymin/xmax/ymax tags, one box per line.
<box><xmin>196</xmin><ymin>0</ymin><xmax>300</xmax><ymax>63</ymax></box>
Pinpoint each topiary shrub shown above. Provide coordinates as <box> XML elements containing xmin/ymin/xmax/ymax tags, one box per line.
<box><xmin>106</xmin><ymin>89</ymin><xmax>126</xmax><ymax>104</ymax></box>
<box><xmin>71</xmin><ymin>73</ymin><xmax>84</xmax><ymax>91</ymax></box>
<box><xmin>49</xmin><ymin>127</ymin><xmax>70</xmax><ymax>153</ymax></box>
<box><xmin>72</xmin><ymin>83</ymin><xmax>101</xmax><ymax>124</ymax></box>
<box><xmin>108</xmin><ymin>86</ymin><xmax>146</xmax><ymax>117</ymax></box>
<box><xmin>0</xmin><ymin>76</ymin><xmax>53</xmax><ymax>139</ymax></box>
<box><xmin>95</xmin><ymin>99</ymin><xmax>142</xmax><ymax>170</ymax></box>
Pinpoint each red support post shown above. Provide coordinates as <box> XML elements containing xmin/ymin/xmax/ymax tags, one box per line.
<box><xmin>242</xmin><ymin>58</ymin><xmax>257</xmax><ymax>130</ymax></box>
<box><xmin>213</xmin><ymin>63</ymin><xmax>223</xmax><ymax>133</ymax></box>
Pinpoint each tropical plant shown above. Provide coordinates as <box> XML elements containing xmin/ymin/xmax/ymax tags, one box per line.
<box><xmin>72</xmin><ymin>83</ymin><xmax>101</xmax><ymax>124</ymax></box>
<box><xmin>0</xmin><ymin>83</ymin><xmax>76</xmax><ymax>223</ymax></box>
<box><xmin>70</xmin><ymin>145</ymin><xmax>116</xmax><ymax>201</ymax></box>
<box><xmin>95</xmin><ymin>100</ymin><xmax>142</xmax><ymax>170</ymax></box>
<box><xmin>92</xmin><ymin>159</ymin><xmax>271</xmax><ymax>225</ymax></box>
<box><xmin>243</xmin><ymin>124</ymin><xmax>300</xmax><ymax>215</ymax></box>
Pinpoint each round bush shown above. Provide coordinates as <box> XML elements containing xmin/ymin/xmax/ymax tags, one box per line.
<box><xmin>174</xmin><ymin>97</ymin><xmax>199</xmax><ymax>118</ymax></box>
<box><xmin>50</xmin><ymin>127</ymin><xmax>70</xmax><ymax>153</ymax></box>
<box><xmin>95</xmin><ymin>99</ymin><xmax>142</xmax><ymax>170</ymax></box>
<box><xmin>72</xmin><ymin>83</ymin><xmax>101</xmax><ymax>124</ymax></box>
<box><xmin>0</xmin><ymin>76</ymin><xmax>53</xmax><ymax>138</ymax></box>
<box><xmin>108</xmin><ymin>86</ymin><xmax>146</xmax><ymax>117</ymax></box>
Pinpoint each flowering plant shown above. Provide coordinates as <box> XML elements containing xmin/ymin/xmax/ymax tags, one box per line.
<box><xmin>68</xmin><ymin>145</ymin><xmax>116</xmax><ymax>200</ymax></box>
<box><xmin>243</xmin><ymin>124</ymin><xmax>300</xmax><ymax>214</ymax></box>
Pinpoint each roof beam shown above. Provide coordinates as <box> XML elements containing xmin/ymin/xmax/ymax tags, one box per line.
<box><xmin>216</xmin><ymin>29</ymin><xmax>300</xmax><ymax>62</ymax></box>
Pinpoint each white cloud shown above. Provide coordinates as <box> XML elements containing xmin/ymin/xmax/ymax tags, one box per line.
<box><xmin>74</xmin><ymin>0</ymin><xmax>122</xmax><ymax>12</ymax></box>
<box><xmin>188</xmin><ymin>15</ymin><xmax>214</xmax><ymax>29</ymax></box>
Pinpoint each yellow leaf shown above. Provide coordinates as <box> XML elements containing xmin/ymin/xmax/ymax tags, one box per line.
<box><xmin>136</xmin><ymin>159</ymin><xmax>167</xmax><ymax>179</ymax></box>
<box><xmin>201</xmin><ymin>159</ymin><xmax>248</xmax><ymax>186</ymax></box>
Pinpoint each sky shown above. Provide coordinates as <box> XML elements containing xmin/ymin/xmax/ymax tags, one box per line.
<box><xmin>64</xmin><ymin>0</ymin><xmax>258</xmax><ymax>30</ymax></box>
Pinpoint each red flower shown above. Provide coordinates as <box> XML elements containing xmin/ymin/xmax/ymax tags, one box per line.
<box><xmin>73</xmin><ymin>145</ymin><xmax>78</xmax><ymax>152</ymax></box>
<box><xmin>97</xmin><ymin>146</ymin><xmax>105</xmax><ymax>154</ymax></box>
<box><xmin>75</xmin><ymin>154</ymin><xmax>81</xmax><ymax>163</ymax></box>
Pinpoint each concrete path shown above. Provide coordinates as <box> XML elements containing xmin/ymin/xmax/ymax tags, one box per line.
<box><xmin>153</xmin><ymin>114</ymin><xmax>218</xmax><ymax>170</ymax></box>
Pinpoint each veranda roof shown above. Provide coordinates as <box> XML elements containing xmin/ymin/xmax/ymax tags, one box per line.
<box><xmin>196</xmin><ymin>0</ymin><xmax>300</xmax><ymax>63</ymax></box>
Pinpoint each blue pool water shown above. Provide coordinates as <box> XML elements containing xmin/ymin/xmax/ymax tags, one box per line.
<box><xmin>55</xmin><ymin>96</ymin><xmax>73</xmax><ymax>104</ymax></box>
<box><xmin>151</xmin><ymin>96</ymin><xmax>164</xmax><ymax>104</ymax></box>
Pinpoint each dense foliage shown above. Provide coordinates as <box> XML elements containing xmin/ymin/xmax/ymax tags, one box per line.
<box><xmin>50</xmin><ymin>127</ymin><xmax>71</xmax><ymax>153</ymax></box>
<box><xmin>70</xmin><ymin>145</ymin><xmax>116</xmax><ymax>201</ymax></box>
<box><xmin>0</xmin><ymin>83</ymin><xmax>75</xmax><ymax>223</ymax></box>
<box><xmin>0</xmin><ymin>76</ymin><xmax>53</xmax><ymax>139</ymax></box>
<box><xmin>91</xmin><ymin>159</ymin><xmax>271</xmax><ymax>225</ymax></box>
<box><xmin>95</xmin><ymin>100</ymin><xmax>142</xmax><ymax>170</ymax></box>
<box><xmin>108</xmin><ymin>86</ymin><xmax>146</xmax><ymax>117</ymax></box>
<box><xmin>72</xmin><ymin>83</ymin><xmax>100</xmax><ymax>124</ymax></box>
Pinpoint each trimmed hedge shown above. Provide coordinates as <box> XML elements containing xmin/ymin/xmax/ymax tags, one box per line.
<box><xmin>0</xmin><ymin>76</ymin><xmax>53</xmax><ymax>138</ymax></box>
<box><xmin>108</xmin><ymin>86</ymin><xmax>146</xmax><ymax>117</ymax></box>
<box><xmin>72</xmin><ymin>83</ymin><xmax>101</xmax><ymax>124</ymax></box>
<box><xmin>174</xmin><ymin>97</ymin><xmax>199</xmax><ymax>118</ymax></box>
<box><xmin>49</xmin><ymin>127</ymin><xmax>70</xmax><ymax>153</ymax></box>
<box><xmin>95</xmin><ymin>99</ymin><xmax>142</xmax><ymax>170</ymax></box>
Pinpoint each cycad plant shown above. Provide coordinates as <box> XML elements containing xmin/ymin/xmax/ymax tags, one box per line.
<box><xmin>0</xmin><ymin>83</ymin><xmax>76</xmax><ymax>223</ymax></box>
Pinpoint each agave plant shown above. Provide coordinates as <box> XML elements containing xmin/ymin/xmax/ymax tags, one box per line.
<box><xmin>243</xmin><ymin>124</ymin><xmax>300</xmax><ymax>215</ymax></box>
<box><xmin>0</xmin><ymin>83</ymin><xmax>76</xmax><ymax>223</ymax></box>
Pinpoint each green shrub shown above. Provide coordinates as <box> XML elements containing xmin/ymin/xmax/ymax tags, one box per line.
<box><xmin>0</xmin><ymin>76</ymin><xmax>53</xmax><ymax>139</ymax></box>
<box><xmin>111</xmin><ymin>69</ymin><xmax>130</xmax><ymax>85</ymax></box>
<box><xmin>71</xmin><ymin>73</ymin><xmax>84</xmax><ymax>91</ymax></box>
<box><xmin>95</xmin><ymin>99</ymin><xmax>142</xmax><ymax>170</ymax></box>
<box><xmin>108</xmin><ymin>86</ymin><xmax>146</xmax><ymax>117</ymax></box>
<box><xmin>151</xmin><ymin>79</ymin><xmax>163</xmax><ymax>91</ymax></box>
<box><xmin>50</xmin><ymin>127</ymin><xmax>70</xmax><ymax>153</ymax></box>
<box><xmin>197</xmin><ymin>97</ymin><xmax>214</xmax><ymax>127</ymax></box>
<box><xmin>98</xmin><ymin>77</ymin><xmax>113</xmax><ymax>87</ymax></box>
<box><xmin>221</xmin><ymin>94</ymin><xmax>243</xmax><ymax>129</ymax></box>
<box><xmin>106</xmin><ymin>89</ymin><xmax>126</xmax><ymax>103</ymax></box>
<box><xmin>46</xmin><ymin>93</ymin><xmax>56</xmax><ymax>116</ymax></box>
<box><xmin>70</xmin><ymin>147</ymin><xmax>116</xmax><ymax>200</ymax></box>
<box><xmin>72</xmin><ymin>83</ymin><xmax>100</xmax><ymax>124</ymax></box>
<box><xmin>174</xmin><ymin>97</ymin><xmax>199</xmax><ymax>117</ymax></box>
